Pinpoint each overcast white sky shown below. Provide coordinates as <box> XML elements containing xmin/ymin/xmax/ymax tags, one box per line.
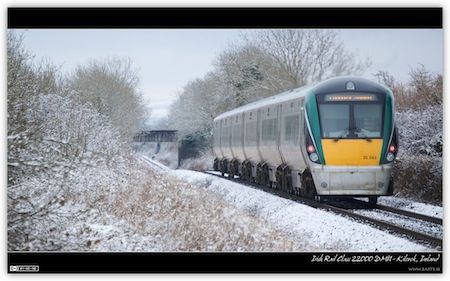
<box><xmin>15</xmin><ymin>28</ymin><xmax>443</xmax><ymax>118</ymax></box>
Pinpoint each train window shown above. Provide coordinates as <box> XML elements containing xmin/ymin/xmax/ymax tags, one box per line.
<box><xmin>262</xmin><ymin>118</ymin><xmax>277</xmax><ymax>141</ymax></box>
<box><xmin>232</xmin><ymin>123</ymin><xmax>242</xmax><ymax>145</ymax></box>
<box><xmin>319</xmin><ymin>104</ymin><xmax>350</xmax><ymax>138</ymax></box>
<box><xmin>354</xmin><ymin>104</ymin><xmax>383</xmax><ymax>138</ymax></box>
<box><xmin>245</xmin><ymin>121</ymin><xmax>257</xmax><ymax>144</ymax></box>
<box><xmin>285</xmin><ymin>115</ymin><xmax>300</xmax><ymax>142</ymax></box>
<box><xmin>318</xmin><ymin>103</ymin><xmax>383</xmax><ymax>139</ymax></box>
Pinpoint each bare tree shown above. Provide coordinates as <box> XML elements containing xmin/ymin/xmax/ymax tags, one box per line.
<box><xmin>242</xmin><ymin>29</ymin><xmax>372</xmax><ymax>87</ymax></box>
<box><xmin>68</xmin><ymin>56</ymin><xmax>149</xmax><ymax>143</ymax></box>
<box><xmin>212</xmin><ymin>29</ymin><xmax>372</xmax><ymax>108</ymax></box>
<box><xmin>408</xmin><ymin>64</ymin><xmax>443</xmax><ymax>107</ymax></box>
<box><xmin>169</xmin><ymin>72</ymin><xmax>227</xmax><ymax>141</ymax></box>
<box><xmin>7</xmin><ymin>31</ymin><xmax>39</xmax><ymax>136</ymax></box>
<box><xmin>213</xmin><ymin>44</ymin><xmax>270</xmax><ymax>107</ymax></box>
<box><xmin>375</xmin><ymin>64</ymin><xmax>442</xmax><ymax>111</ymax></box>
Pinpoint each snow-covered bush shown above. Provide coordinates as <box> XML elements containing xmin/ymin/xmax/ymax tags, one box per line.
<box><xmin>392</xmin><ymin>104</ymin><xmax>443</xmax><ymax>204</ymax></box>
<box><xmin>7</xmin><ymin>31</ymin><xmax>153</xmax><ymax>250</ymax></box>
<box><xmin>7</xmin><ymin>93</ymin><xmax>131</xmax><ymax>250</ymax></box>
<box><xmin>393</xmin><ymin>155</ymin><xmax>442</xmax><ymax>205</ymax></box>
<box><xmin>396</xmin><ymin>105</ymin><xmax>443</xmax><ymax>157</ymax></box>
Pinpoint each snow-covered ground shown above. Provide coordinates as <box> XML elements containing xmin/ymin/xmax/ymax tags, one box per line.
<box><xmin>160</xmin><ymin>163</ymin><xmax>442</xmax><ymax>252</ymax></box>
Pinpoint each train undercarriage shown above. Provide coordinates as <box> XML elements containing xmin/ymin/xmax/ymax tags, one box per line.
<box><xmin>214</xmin><ymin>158</ymin><xmax>318</xmax><ymax>199</ymax></box>
<box><xmin>214</xmin><ymin>158</ymin><xmax>392</xmax><ymax>204</ymax></box>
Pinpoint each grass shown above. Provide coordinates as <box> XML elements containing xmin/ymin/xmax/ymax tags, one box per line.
<box><xmin>109</xmin><ymin>165</ymin><xmax>309</xmax><ymax>251</ymax></box>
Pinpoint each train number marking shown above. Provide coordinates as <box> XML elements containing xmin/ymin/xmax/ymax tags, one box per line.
<box><xmin>362</xmin><ymin>156</ymin><xmax>377</xmax><ymax>160</ymax></box>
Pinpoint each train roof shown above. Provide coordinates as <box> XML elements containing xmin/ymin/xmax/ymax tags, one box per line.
<box><xmin>214</xmin><ymin>84</ymin><xmax>311</xmax><ymax>121</ymax></box>
<box><xmin>213</xmin><ymin>76</ymin><xmax>391</xmax><ymax>121</ymax></box>
<box><xmin>314</xmin><ymin>76</ymin><xmax>391</xmax><ymax>95</ymax></box>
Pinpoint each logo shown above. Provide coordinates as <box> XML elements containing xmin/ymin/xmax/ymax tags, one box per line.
<box><xmin>9</xmin><ymin>265</ymin><xmax>39</xmax><ymax>272</ymax></box>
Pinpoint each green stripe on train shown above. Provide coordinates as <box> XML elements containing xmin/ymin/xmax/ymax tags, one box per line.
<box><xmin>305</xmin><ymin>89</ymin><xmax>325</xmax><ymax>164</ymax></box>
<box><xmin>380</xmin><ymin>88</ymin><xmax>395</xmax><ymax>165</ymax></box>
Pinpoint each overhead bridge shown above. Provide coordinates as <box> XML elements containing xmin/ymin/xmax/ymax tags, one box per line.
<box><xmin>133</xmin><ymin>130</ymin><xmax>205</xmax><ymax>168</ymax></box>
<box><xmin>133</xmin><ymin>130</ymin><xmax>178</xmax><ymax>143</ymax></box>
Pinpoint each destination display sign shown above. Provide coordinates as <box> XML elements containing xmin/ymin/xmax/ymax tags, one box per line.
<box><xmin>325</xmin><ymin>94</ymin><xmax>378</xmax><ymax>101</ymax></box>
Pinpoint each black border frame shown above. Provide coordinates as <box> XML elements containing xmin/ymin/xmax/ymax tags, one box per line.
<box><xmin>8</xmin><ymin>252</ymin><xmax>443</xmax><ymax>273</ymax></box>
<box><xmin>8</xmin><ymin>7</ymin><xmax>442</xmax><ymax>29</ymax></box>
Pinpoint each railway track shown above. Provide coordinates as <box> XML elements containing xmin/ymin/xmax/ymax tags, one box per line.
<box><xmin>204</xmin><ymin>170</ymin><xmax>443</xmax><ymax>248</ymax></box>
<box><xmin>139</xmin><ymin>155</ymin><xmax>171</xmax><ymax>171</ymax></box>
<box><xmin>352</xmin><ymin>199</ymin><xmax>442</xmax><ymax>224</ymax></box>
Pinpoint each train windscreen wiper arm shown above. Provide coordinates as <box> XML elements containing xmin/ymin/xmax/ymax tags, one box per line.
<box><xmin>333</xmin><ymin>127</ymin><xmax>350</xmax><ymax>142</ymax></box>
<box><xmin>354</xmin><ymin>126</ymin><xmax>372</xmax><ymax>142</ymax></box>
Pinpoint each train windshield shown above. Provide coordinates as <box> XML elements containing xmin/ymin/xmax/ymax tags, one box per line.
<box><xmin>317</xmin><ymin>96</ymin><xmax>384</xmax><ymax>140</ymax></box>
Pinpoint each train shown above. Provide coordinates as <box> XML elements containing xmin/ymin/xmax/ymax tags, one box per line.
<box><xmin>212</xmin><ymin>76</ymin><xmax>398</xmax><ymax>203</ymax></box>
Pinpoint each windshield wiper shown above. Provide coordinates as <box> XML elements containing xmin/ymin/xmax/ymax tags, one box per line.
<box><xmin>333</xmin><ymin>127</ymin><xmax>350</xmax><ymax>142</ymax></box>
<box><xmin>355</xmin><ymin>126</ymin><xmax>372</xmax><ymax>142</ymax></box>
<box><xmin>333</xmin><ymin>127</ymin><xmax>372</xmax><ymax>142</ymax></box>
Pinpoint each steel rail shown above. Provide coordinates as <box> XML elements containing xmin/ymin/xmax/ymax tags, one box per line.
<box><xmin>375</xmin><ymin>204</ymin><xmax>443</xmax><ymax>225</ymax></box>
<box><xmin>319</xmin><ymin>202</ymin><xmax>443</xmax><ymax>247</ymax></box>
<box><xmin>333</xmin><ymin>198</ymin><xmax>443</xmax><ymax>225</ymax></box>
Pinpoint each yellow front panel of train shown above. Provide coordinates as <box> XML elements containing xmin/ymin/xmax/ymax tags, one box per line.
<box><xmin>321</xmin><ymin>139</ymin><xmax>383</xmax><ymax>166</ymax></box>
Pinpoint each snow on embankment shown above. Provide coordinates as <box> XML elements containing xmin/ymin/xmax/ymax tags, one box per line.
<box><xmin>171</xmin><ymin>169</ymin><xmax>436</xmax><ymax>252</ymax></box>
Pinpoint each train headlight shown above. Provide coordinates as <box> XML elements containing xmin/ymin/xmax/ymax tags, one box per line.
<box><xmin>309</xmin><ymin>152</ymin><xmax>319</xmax><ymax>162</ymax></box>
<box><xmin>386</xmin><ymin>152</ymin><xmax>395</xmax><ymax>162</ymax></box>
<box><xmin>346</xmin><ymin>81</ymin><xmax>356</xmax><ymax>91</ymax></box>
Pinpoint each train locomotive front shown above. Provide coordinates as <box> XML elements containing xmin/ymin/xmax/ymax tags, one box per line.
<box><xmin>213</xmin><ymin>76</ymin><xmax>398</xmax><ymax>202</ymax></box>
<box><xmin>304</xmin><ymin>77</ymin><xmax>398</xmax><ymax>202</ymax></box>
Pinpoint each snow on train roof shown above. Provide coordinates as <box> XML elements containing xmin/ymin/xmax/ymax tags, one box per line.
<box><xmin>214</xmin><ymin>84</ymin><xmax>311</xmax><ymax>121</ymax></box>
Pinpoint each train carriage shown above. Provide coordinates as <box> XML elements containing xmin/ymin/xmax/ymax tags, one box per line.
<box><xmin>213</xmin><ymin>76</ymin><xmax>398</xmax><ymax>203</ymax></box>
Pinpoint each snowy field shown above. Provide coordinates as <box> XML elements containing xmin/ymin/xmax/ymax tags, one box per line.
<box><xmin>139</xmin><ymin>156</ymin><xmax>442</xmax><ymax>252</ymax></box>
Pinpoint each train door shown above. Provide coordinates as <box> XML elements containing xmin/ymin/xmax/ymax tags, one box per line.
<box><xmin>277</xmin><ymin>103</ymin><xmax>286</xmax><ymax>164</ymax></box>
<box><xmin>241</xmin><ymin>112</ymin><xmax>247</xmax><ymax>160</ymax></box>
<box><xmin>219</xmin><ymin>119</ymin><xmax>224</xmax><ymax>158</ymax></box>
<box><xmin>257</xmin><ymin>109</ymin><xmax>263</xmax><ymax>161</ymax></box>
<box><xmin>213</xmin><ymin>120</ymin><xmax>222</xmax><ymax>159</ymax></box>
